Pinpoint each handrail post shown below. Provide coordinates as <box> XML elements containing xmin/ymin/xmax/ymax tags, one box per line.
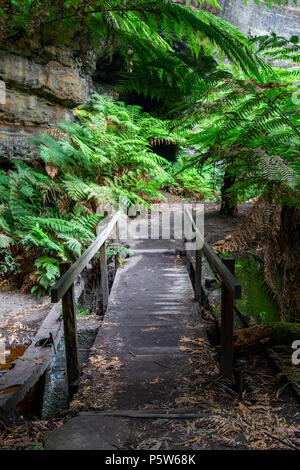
<box><xmin>114</xmin><ymin>221</ymin><xmax>120</xmax><ymax>271</ymax></box>
<box><xmin>59</xmin><ymin>261</ymin><xmax>80</xmax><ymax>396</ymax></box>
<box><xmin>100</xmin><ymin>242</ymin><xmax>109</xmax><ymax>313</ymax></box>
<box><xmin>195</xmin><ymin>243</ymin><xmax>202</xmax><ymax>304</ymax></box>
<box><xmin>221</xmin><ymin>258</ymin><xmax>235</xmax><ymax>380</ymax></box>
<box><xmin>192</xmin><ymin>209</ymin><xmax>202</xmax><ymax>304</ymax></box>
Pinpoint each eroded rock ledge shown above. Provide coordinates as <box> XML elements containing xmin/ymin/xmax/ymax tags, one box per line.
<box><xmin>0</xmin><ymin>36</ymin><xmax>112</xmax><ymax>162</ymax></box>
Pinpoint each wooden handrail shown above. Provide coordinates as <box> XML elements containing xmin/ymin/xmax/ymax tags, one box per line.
<box><xmin>185</xmin><ymin>209</ymin><xmax>241</xmax><ymax>299</ymax></box>
<box><xmin>50</xmin><ymin>210</ymin><xmax>121</xmax><ymax>394</ymax></box>
<box><xmin>185</xmin><ymin>208</ymin><xmax>242</xmax><ymax>380</ymax></box>
<box><xmin>51</xmin><ymin>211</ymin><xmax>121</xmax><ymax>303</ymax></box>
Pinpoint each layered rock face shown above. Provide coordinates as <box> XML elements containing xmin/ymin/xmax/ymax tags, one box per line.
<box><xmin>0</xmin><ymin>37</ymin><xmax>111</xmax><ymax>162</ymax></box>
<box><xmin>218</xmin><ymin>0</ymin><xmax>300</xmax><ymax>39</ymax></box>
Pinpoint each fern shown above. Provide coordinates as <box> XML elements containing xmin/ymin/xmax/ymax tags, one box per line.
<box><xmin>0</xmin><ymin>94</ymin><xmax>186</xmax><ymax>294</ymax></box>
<box><xmin>0</xmin><ymin>0</ymin><xmax>274</xmax><ymax>83</ymax></box>
<box><xmin>170</xmin><ymin>33</ymin><xmax>300</xmax><ymax>207</ymax></box>
<box><xmin>56</xmin><ymin>234</ymin><xmax>83</xmax><ymax>257</ymax></box>
<box><xmin>31</xmin><ymin>256</ymin><xmax>60</xmax><ymax>297</ymax></box>
<box><xmin>19</xmin><ymin>216</ymin><xmax>94</xmax><ymax>241</ymax></box>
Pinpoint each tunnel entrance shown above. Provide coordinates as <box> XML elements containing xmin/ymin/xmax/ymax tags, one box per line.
<box><xmin>92</xmin><ymin>53</ymin><xmax>181</xmax><ymax>163</ymax></box>
<box><xmin>119</xmin><ymin>91</ymin><xmax>180</xmax><ymax>163</ymax></box>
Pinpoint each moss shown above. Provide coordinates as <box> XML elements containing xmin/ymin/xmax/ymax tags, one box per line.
<box><xmin>211</xmin><ymin>304</ymin><xmax>219</xmax><ymax>318</ymax></box>
<box><xmin>234</xmin><ymin>322</ymin><xmax>300</xmax><ymax>350</ymax></box>
<box><xmin>270</xmin><ymin>322</ymin><xmax>300</xmax><ymax>345</ymax></box>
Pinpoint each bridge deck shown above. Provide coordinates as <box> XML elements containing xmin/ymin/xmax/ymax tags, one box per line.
<box><xmin>44</xmin><ymin>238</ymin><xmax>211</xmax><ymax>449</ymax></box>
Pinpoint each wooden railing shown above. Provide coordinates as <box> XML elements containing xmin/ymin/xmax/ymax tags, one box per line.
<box><xmin>51</xmin><ymin>207</ymin><xmax>240</xmax><ymax>390</ymax></box>
<box><xmin>50</xmin><ymin>211</ymin><xmax>121</xmax><ymax>393</ymax></box>
<box><xmin>185</xmin><ymin>209</ymin><xmax>242</xmax><ymax>379</ymax></box>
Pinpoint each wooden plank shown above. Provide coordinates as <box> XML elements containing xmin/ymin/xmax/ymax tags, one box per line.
<box><xmin>51</xmin><ymin>211</ymin><xmax>121</xmax><ymax>303</ymax></box>
<box><xmin>192</xmin><ymin>208</ymin><xmax>202</xmax><ymax>304</ymax></box>
<box><xmin>80</xmin><ymin>407</ymin><xmax>208</xmax><ymax>419</ymax></box>
<box><xmin>60</xmin><ymin>262</ymin><xmax>80</xmax><ymax>394</ymax></box>
<box><xmin>220</xmin><ymin>258</ymin><xmax>235</xmax><ymax>380</ymax></box>
<box><xmin>0</xmin><ymin>280</ymin><xmax>84</xmax><ymax>414</ymax></box>
<box><xmin>203</xmin><ymin>242</ymin><xmax>241</xmax><ymax>299</ymax></box>
<box><xmin>100</xmin><ymin>243</ymin><xmax>109</xmax><ymax>312</ymax></box>
<box><xmin>185</xmin><ymin>209</ymin><xmax>241</xmax><ymax>299</ymax></box>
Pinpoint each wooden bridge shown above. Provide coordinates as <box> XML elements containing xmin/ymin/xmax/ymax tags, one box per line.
<box><xmin>43</xmin><ymin>205</ymin><xmax>242</xmax><ymax>450</ymax></box>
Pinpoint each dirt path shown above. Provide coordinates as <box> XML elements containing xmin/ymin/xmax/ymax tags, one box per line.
<box><xmin>0</xmin><ymin>286</ymin><xmax>51</xmax><ymax>347</ymax></box>
<box><xmin>203</xmin><ymin>202</ymin><xmax>252</xmax><ymax>245</ymax></box>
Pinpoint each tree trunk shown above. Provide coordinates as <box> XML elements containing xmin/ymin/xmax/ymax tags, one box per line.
<box><xmin>277</xmin><ymin>205</ymin><xmax>300</xmax><ymax>321</ymax></box>
<box><xmin>233</xmin><ymin>322</ymin><xmax>300</xmax><ymax>351</ymax></box>
<box><xmin>219</xmin><ymin>168</ymin><xmax>238</xmax><ymax>216</ymax></box>
<box><xmin>264</xmin><ymin>204</ymin><xmax>300</xmax><ymax>322</ymax></box>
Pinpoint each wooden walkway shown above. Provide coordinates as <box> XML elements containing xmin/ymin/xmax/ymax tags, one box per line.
<box><xmin>44</xmin><ymin>238</ymin><xmax>209</xmax><ymax>450</ymax></box>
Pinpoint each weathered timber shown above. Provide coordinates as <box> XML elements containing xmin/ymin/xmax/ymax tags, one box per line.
<box><xmin>195</xmin><ymin>247</ymin><xmax>203</xmax><ymax>303</ymax></box>
<box><xmin>60</xmin><ymin>262</ymin><xmax>80</xmax><ymax>393</ymax></box>
<box><xmin>185</xmin><ymin>209</ymin><xmax>241</xmax><ymax>299</ymax></box>
<box><xmin>100</xmin><ymin>243</ymin><xmax>109</xmax><ymax>312</ymax></box>
<box><xmin>79</xmin><ymin>407</ymin><xmax>208</xmax><ymax>419</ymax></box>
<box><xmin>51</xmin><ymin>211</ymin><xmax>121</xmax><ymax>303</ymax></box>
<box><xmin>220</xmin><ymin>258</ymin><xmax>235</xmax><ymax>379</ymax></box>
<box><xmin>233</xmin><ymin>322</ymin><xmax>300</xmax><ymax>350</ymax></box>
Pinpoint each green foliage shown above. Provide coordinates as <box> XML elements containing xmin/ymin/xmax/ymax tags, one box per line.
<box><xmin>161</xmin><ymin>153</ymin><xmax>222</xmax><ymax>200</ymax></box>
<box><xmin>28</xmin><ymin>443</ymin><xmax>44</xmax><ymax>451</ymax></box>
<box><xmin>0</xmin><ymin>0</ymin><xmax>273</xmax><ymax>84</ymax></box>
<box><xmin>76</xmin><ymin>306</ymin><xmax>95</xmax><ymax>317</ymax></box>
<box><xmin>106</xmin><ymin>241</ymin><xmax>133</xmax><ymax>266</ymax></box>
<box><xmin>32</xmin><ymin>95</ymin><xmax>184</xmax><ymax>204</ymax></box>
<box><xmin>171</xmin><ymin>34</ymin><xmax>300</xmax><ymax>207</ymax></box>
<box><xmin>31</xmin><ymin>256</ymin><xmax>60</xmax><ymax>298</ymax></box>
<box><xmin>0</xmin><ymin>95</ymin><xmax>183</xmax><ymax>294</ymax></box>
<box><xmin>0</xmin><ymin>250</ymin><xmax>20</xmax><ymax>278</ymax></box>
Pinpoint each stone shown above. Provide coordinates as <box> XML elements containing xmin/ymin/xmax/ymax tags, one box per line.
<box><xmin>218</xmin><ymin>0</ymin><xmax>300</xmax><ymax>39</ymax></box>
<box><xmin>0</xmin><ymin>36</ymin><xmax>109</xmax><ymax>162</ymax></box>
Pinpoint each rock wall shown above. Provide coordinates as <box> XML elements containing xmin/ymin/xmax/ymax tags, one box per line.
<box><xmin>0</xmin><ymin>36</ymin><xmax>113</xmax><ymax>163</ymax></box>
<box><xmin>218</xmin><ymin>0</ymin><xmax>300</xmax><ymax>39</ymax></box>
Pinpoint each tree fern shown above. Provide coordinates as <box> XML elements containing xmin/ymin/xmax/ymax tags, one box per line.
<box><xmin>169</xmin><ymin>33</ymin><xmax>300</xmax><ymax>210</ymax></box>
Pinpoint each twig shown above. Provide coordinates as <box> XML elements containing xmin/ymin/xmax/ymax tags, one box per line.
<box><xmin>153</xmin><ymin>360</ymin><xmax>170</xmax><ymax>369</ymax></box>
<box><xmin>263</xmin><ymin>431</ymin><xmax>299</xmax><ymax>451</ymax></box>
<box><xmin>0</xmin><ymin>418</ymin><xmax>13</xmax><ymax>433</ymax></box>
<box><xmin>50</xmin><ymin>333</ymin><xmax>56</xmax><ymax>354</ymax></box>
<box><xmin>218</xmin><ymin>382</ymin><xmax>239</xmax><ymax>398</ymax></box>
<box><xmin>174</xmin><ymin>437</ymin><xmax>198</xmax><ymax>446</ymax></box>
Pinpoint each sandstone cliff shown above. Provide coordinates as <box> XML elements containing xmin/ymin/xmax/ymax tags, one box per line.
<box><xmin>0</xmin><ymin>36</ymin><xmax>114</xmax><ymax>163</ymax></box>
<box><xmin>218</xmin><ymin>0</ymin><xmax>300</xmax><ymax>39</ymax></box>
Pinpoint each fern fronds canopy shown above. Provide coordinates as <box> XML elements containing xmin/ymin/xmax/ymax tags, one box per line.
<box><xmin>0</xmin><ymin>0</ymin><xmax>273</xmax><ymax>80</ymax></box>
